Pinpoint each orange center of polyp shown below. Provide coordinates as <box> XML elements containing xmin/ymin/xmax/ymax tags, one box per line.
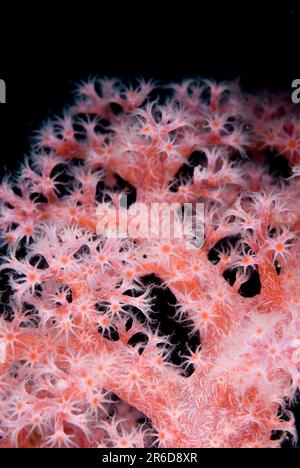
<box><xmin>276</xmin><ymin>242</ymin><xmax>284</xmax><ymax>252</ymax></box>
<box><xmin>242</xmin><ymin>256</ymin><xmax>251</xmax><ymax>265</ymax></box>
<box><xmin>60</xmin><ymin>257</ymin><xmax>69</xmax><ymax>266</ymax></box>
<box><xmin>27</xmin><ymin>273</ymin><xmax>37</xmax><ymax>282</ymax></box>
<box><xmin>162</xmin><ymin>244</ymin><xmax>171</xmax><ymax>254</ymax></box>
<box><xmin>100</xmin><ymin>317</ymin><xmax>109</xmax><ymax>327</ymax></box>
<box><xmin>24</xmin><ymin>227</ymin><xmax>33</xmax><ymax>235</ymax></box>
<box><xmin>289</xmin><ymin>139</ymin><xmax>298</xmax><ymax>150</ymax></box>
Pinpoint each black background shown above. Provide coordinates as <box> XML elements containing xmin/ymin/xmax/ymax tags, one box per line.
<box><xmin>0</xmin><ymin>5</ymin><xmax>298</xmax><ymax>173</ymax></box>
<box><xmin>0</xmin><ymin>3</ymin><xmax>299</xmax><ymax>448</ymax></box>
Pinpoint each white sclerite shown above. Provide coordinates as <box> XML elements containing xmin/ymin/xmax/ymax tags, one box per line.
<box><xmin>0</xmin><ymin>340</ymin><xmax>6</xmax><ymax>364</ymax></box>
<box><xmin>194</xmin><ymin>166</ymin><xmax>208</xmax><ymax>182</ymax></box>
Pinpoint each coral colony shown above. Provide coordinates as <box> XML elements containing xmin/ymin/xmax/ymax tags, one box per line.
<box><xmin>0</xmin><ymin>77</ymin><xmax>300</xmax><ymax>449</ymax></box>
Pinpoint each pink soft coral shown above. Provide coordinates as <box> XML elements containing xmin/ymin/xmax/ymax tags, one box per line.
<box><xmin>0</xmin><ymin>78</ymin><xmax>300</xmax><ymax>448</ymax></box>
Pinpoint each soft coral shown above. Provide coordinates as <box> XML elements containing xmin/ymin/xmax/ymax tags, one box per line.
<box><xmin>0</xmin><ymin>78</ymin><xmax>300</xmax><ymax>448</ymax></box>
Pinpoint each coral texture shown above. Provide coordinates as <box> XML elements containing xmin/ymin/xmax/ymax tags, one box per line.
<box><xmin>0</xmin><ymin>78</ymin><xmax>300</xmax><ymax>448</ymax></box>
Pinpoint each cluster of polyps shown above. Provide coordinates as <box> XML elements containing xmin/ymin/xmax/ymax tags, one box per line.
<box><xmin>0</xmin><ymin>77</ymin><xmax>300</xmax><ymax>447</ymax></box>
